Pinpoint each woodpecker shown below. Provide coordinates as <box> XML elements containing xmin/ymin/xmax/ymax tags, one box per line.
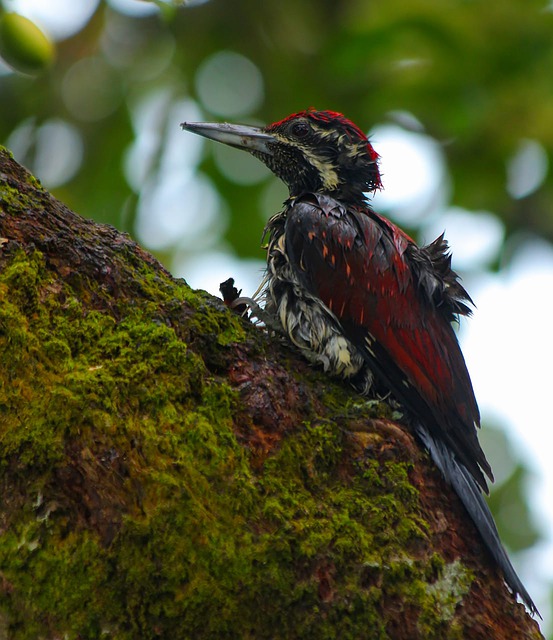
<box><xmin>181</xmin><ymin>110</ymin><xmax>537</xmax><ymax>615</ymax></box>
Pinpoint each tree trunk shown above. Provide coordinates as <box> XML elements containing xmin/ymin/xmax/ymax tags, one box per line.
<box><xmin>0</xmin><ymin>148</ymin><xmax>542</xmax><ymax>639</ymax></box>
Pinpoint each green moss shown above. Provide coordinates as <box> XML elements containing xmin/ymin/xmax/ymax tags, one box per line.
<box><xmin>188</xmin><ymin>291</ymin><xmax>248</xmax><ymax>347</ymax></box>
<box><xmin>0</xmin><ymin>527</ymin><xmax>110</xmax><ymax>638</ymax></box>
<box><xmin>416</xmin><ymin>559</ymin><xmax>473</xmax><ymax>638</ymax></box>
<box><xmin>0</xmin><ymin>181</ymin><xmax>23</xmax><ymax>210</ymax></box>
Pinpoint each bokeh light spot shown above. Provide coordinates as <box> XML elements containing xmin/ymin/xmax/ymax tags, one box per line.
<box><xmin>5</xmin><ymin>117</ymin><xmax>35</xmax><ymax>160</ymax></box>
<box><xmin>125</xmin><ymin>93</ymin><xmax>203</xmax><ymax>191</ymax></box>
<box><xmin>136</xmin><ymin>172</ymin><xmax>224</xmax><ymax>252</ymax></box>
<box><xmin>212</xmin><ymin>142</ymin><xmax>271</xmax><ymax>186</ymax></box>
<box><xmin>102</xmin><ymin>15</ymin><xmax>175</xmax><ymax>80</ymax></box>
<box><xmin>107</xmin><ymin>0</ymin><xmax>159</xmax><ymax>17</ymax></box>
<box><xmin>259</xmin><ymin>177</ymin><xmax>288</xmax><ymax>223</ymax></box>
<box><xmin>507</xmin><ymin>139</ymin><xmax>548</xmax><ymax>199</ymax></box>
<box><xmin>195</xmin><ymin>50</ymin><xmax>264</xmax><ymax>118</ymax></box>
<box><xmin>62</xmin><ymin>57</ymin><xmax>122</xmax><ymax>122</ymax></box>
<box><xmin>5</xmin><ymin>0</ymin><xmax>99</xmax><ymax>40</ymax></box>
<box><xmin>6</xmin><ymin>117</ymin><xmax>83</xmax><ymax>188</ymax></box>
<box><xmin>371</xmin><ymin>124</ymin><xmax>447</xmax><ymax>225</ymax></box>
<box><xmin>423</xmin><ymin>207</ymin><xmax>505</xmax><ymax>269</ymax></box>
<box><xmin>34</xmin><ymin>119</ymin><xmax>84</xmax><ymax>188</ymax></box>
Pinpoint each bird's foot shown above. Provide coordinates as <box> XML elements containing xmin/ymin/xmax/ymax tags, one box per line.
<box><xmin>230</xmin><ymin>297</ymin><xmax>284</xmax><ymax>333</ymax></box>
<box><xmin>219</xmin><ymin>278</ymin><xmax>284</xmax><ymax>332</ymax></box>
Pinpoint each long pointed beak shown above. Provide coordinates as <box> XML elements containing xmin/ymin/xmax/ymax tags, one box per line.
<box><xmin>181</xmin><ymin>121</ymin><xmax>276</xmax><ymax>156</ymax></box>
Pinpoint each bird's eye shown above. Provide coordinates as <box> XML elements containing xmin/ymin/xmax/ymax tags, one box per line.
<box><xmin>290</xmin><ymin>121</ymin><xmax>310</xmax><ymax>139</ymax></box>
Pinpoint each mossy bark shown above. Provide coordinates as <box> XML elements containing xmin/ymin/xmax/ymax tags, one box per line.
<box><xmin>0</xmin><ymin>147</ymin><xmax>542</xmax><ymax>639</ymax></box>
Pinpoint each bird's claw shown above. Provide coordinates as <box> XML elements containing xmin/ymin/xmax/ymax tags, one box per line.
<box><xmin>230</xmin><ymin>297</ymin><xmax>283</xmax><ymax>333</ymax></box>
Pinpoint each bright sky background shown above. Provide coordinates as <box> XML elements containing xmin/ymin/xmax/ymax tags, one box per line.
<box><xmin>6</xmin><ymin>0</ymin><xmax>553</xmax><ymax>631</ymax></box>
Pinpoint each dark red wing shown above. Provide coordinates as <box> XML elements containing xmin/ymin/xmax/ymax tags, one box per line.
<box><xmin>284</xmin><ymin>193</ymin><xmax>492</xmax><ymax>490</ymax></box>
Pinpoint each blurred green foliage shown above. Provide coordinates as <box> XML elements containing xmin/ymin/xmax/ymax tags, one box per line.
<box><xmin>481</xmin><ymin>423</ymin><xmax>541</xmax><ymax>553</ymax></box>
<box><xmin>0</xmin><ymin>0</ymin><xmax>552</xmax><ymax>258</ymax></box>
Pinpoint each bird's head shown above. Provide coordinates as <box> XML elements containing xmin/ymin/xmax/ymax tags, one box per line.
<box><xmin>181</xmin><ymin>109</ymin><xmax>381</xmax><ymax>203</ymax></box>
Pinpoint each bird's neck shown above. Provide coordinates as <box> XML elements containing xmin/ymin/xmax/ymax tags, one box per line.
<box><xmin>288</xmin><ymin>185</ymin><xmax>369</xmax><ymax>208</ymax></box>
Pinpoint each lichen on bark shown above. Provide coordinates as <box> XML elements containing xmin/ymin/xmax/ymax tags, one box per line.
<box><xmin>0</xmin><ymin>147</ymin><xmax>543</xmax><ymax>639</ymax></box>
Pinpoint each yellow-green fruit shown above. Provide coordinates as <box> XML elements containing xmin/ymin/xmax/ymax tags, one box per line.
<box><xmin>0</xmin><ymin>13</ymin><xmax>54</xmax><ymax>74</ymax></box>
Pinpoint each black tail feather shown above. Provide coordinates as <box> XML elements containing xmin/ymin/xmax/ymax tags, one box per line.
<box><xmin>414</xmin><ymin>422</ymin><xmax>539</xmax><ymax>617</ymax></box>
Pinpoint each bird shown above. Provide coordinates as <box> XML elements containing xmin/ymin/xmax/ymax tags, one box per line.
<box><xmin>181</xmin><ymin>109</ymin><xmax>538</xmax><ymax>615</ymax></box>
